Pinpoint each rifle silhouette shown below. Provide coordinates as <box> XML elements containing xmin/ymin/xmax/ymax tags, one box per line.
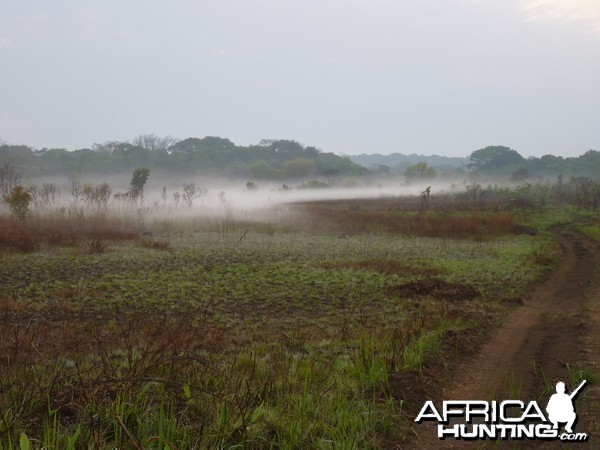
<box><xmin>569</xmin><ymin>380</ymin><xmax>587</xmax><ymax>400</ymax></box>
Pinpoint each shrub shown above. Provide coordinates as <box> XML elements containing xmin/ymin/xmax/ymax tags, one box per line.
<box><xmin>3</xmin><ymin>185</ymin><xmax>32</xmax><ymax>219</ymax></box>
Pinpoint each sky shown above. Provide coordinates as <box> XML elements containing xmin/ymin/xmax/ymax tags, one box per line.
<box><xmin>0</xmin><ymin>0</ymin><xmax>599</xmax><ymax>157</ymax></box>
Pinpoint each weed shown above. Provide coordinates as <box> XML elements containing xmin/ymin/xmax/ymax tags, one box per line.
<box><xmin>315</xmin><ymin>259</ymin><xmax>440</xmax><ymax>276</ymax></box>
<box><xmin>567</xmin><ymin>364</ymin><xmax>596</xmax><ymax>388</ymax></box>
<box><xmin>138</xmin><ymin>238</ymin><xmax>170</xmax><ymax>251</ymax></box>
<box><xmin>84</xmin><ymin>239</ymin><xmax>108</xmax><ymax>254</ymax></box>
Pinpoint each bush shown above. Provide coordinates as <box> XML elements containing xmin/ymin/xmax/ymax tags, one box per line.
<box><xmin>3</xmin><ymin>185</ymin><xmax>32</xmax><ymax>219</ymax></box>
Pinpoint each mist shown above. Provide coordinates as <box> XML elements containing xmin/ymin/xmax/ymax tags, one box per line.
<box><xmin>12</xmin><ymin>170</ymin><xmax>530</xmax><ymax>227</ymax></box>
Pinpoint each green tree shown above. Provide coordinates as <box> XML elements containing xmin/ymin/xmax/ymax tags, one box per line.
<box><xmin>129</xmin><ymin>167</ymin><xmax>151</xmax><ymax>202</ymax></box>
<box><xmin>468</xmin><ymin>146</ymin><xmax>525</xmax><ymax>172</ymax></box>
<box><xmin>4</xmin><ymin>185</ymin><xmax>32</xmax><ymax>219</ymax></box>
<box><xmin>282</xmin><ymin>158</ymin><xmax>316</xmax><ymax>178</ymax></box>
<box><xmin>404</xmin><ymin>162</ymin><xmax>437</xmax><ymax>180</ymax></box>
<box><xmin>250</xmin><ymin>161</ymin><xmax>283</xmax><ymax>179</ymax></box>
<box><xmin>510</xmin><ymin>168</ymin><xmax>530</xmax><ymax>182</ymax></box>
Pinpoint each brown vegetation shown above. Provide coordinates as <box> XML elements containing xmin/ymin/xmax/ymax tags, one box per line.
<box><xmin>138</xmin><ymin>237</ymin><xmax>171</xmax><ymax>251</ymax></box>
<box><xmin>315</xmin><ymin>259</ymin><xmax>440</xmax><ymax>276</ymax></box>
<box><xmin>0</xmin><ymin>213</ymin><xmax>139</xmax><ymax>252</ymax></box>
<box><xmin>387</xmin><ymin>277</ymin><xmax>480</xmax><ymax>301</ymax></box>
<box><xmin>0</xmin><ymin>311</ymin><xmax>222</xmax><ymax>436</ymax></box>
<box><xmin>289</xmin><ymin>199</ymin><xmax>518</xmax><ymax>238</ymax></box>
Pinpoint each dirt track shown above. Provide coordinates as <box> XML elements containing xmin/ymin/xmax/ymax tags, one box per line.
<box><xmin>413</xmin><ymin>226</ymin><xmax>600</xmax><ymax>449</ymax></box>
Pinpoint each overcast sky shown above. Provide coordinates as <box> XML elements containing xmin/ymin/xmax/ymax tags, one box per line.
<box><xmin>1</xmin><ymin>0</ymin><xmax>599</xmax><ymax>157</ymax></box>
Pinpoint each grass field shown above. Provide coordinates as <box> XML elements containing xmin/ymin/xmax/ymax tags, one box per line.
<box><xmin>0</xmin><ymin>194</ymin><xmax>593</xmax><ymax>449</ymax></box>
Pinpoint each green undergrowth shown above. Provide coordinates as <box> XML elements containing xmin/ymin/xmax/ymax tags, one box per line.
<box><xmin>577</xmin><ymin>224</ymin><xmax>600</xmax><ymax>241</ymax></box>
<box><xmin>2</xmin><ymin>325</ymin><xmax>464</xmax><ymax>448</ymax></box>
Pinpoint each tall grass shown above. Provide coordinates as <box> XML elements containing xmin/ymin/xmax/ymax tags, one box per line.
<box><xmin>290</xmin><ymin>203</ymin><xmax>517</xmax><ymax>239</ymax></box>
<box><xmin>0</xmin><ymin>211</ymin><xmax>139</xmax><ymax>252</ymax></box>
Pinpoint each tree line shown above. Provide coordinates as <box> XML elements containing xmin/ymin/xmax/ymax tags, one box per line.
<box><xmin>0</xmin><ymin>137</ymin><xmax>598</xmax><ymax>183</ymax></box>
<box><xmin>0</xmin><ymin>135</ymin><xmax>366</xmax><ymax>180</ymax></box>
<box><xmin>353</xmin><ymin>145</ymin><xmax>600</xmax><ymax>181</ymax></box>
<box><xmin>466</xmin><ymin>145</ymin><xmax>600</xmax><ymax>180</ymax></box>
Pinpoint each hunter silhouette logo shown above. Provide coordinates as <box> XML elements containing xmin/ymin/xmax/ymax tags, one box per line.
<box><xmin>546</xmin><ymin>380</ymin><xmax>586</xmax><ymax>434</ymax></box>
<box><xmin>415</xmin><ymin>379</ymin><xmax>589</xmax><ymax>442</ymax></box>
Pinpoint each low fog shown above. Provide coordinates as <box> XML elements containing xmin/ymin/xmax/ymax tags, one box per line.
<box><xmin>11</xmin><ymin>171</ymin><xmax>528</xmax><ymax>225</ymax></box>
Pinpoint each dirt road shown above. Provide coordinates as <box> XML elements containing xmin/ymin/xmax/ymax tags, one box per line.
<box><xmin>412</xmin><ymin>227</ymin><xmax>600</xmax><ymax>449</ymax></box>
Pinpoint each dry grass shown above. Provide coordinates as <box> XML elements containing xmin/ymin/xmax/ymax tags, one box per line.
<box><xmin>138</xmin><ymin>237</ymin><xmax>171</xmax><ymax>251</ymax></box>
<box><xmin>83</xmin><ymin>238</ymin><xmax>109</xmax><ymax>254</ymax></box>
<box><xmin>315</xmin><ymin>259</ymin><xmax>441</xmax><ymax>276</ymax></box>
<box><xmin>0</xmin><ymin>310</ymin><xmax>224</xmax><ymax>443</ymax></box>
<box><xmin>0</xmin><ymin>311</ymin><xmax>219</xmax><ymax>370</ymax></box>
<box><xmin>290</xmin><ymin>200</ymin><xmax>518</xmax><ymax>238</ymax></box>
<box><xmin>0</xmin><ymin>212</ymin><xmax>140</xmax><ymax>252</ymax></box>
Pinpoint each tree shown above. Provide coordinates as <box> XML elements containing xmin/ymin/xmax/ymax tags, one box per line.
<box><xmin>91</xmin><ymin>141</ymin><xmax>124</xmax><ymax>154</ymax></box>
<box><xmin>510</xmin><ymin>168</ymin><xmax>530</xmax><ymax>183</ymax></box>
<box><xmin>40</xmin><ymin>183</ymin><xmax>58</xmax><ymax>206</ymax></box>
<box><xmin>4</xmin><ymin>185</ymin><xmax>32</xmax><ymax>219</ymax></box>
<box><xmin>468</xmin><ymin>146</ymin><xmax>525</xmax><ymax>172</ymax></box>
<box><xmin>68</xmin><ymin>175</ymin><xmax>82</xmax><ymax>204</ymax></box>
<box><xmin>372</xmin><ymin>164</ymin><xmax>391</xmax><ymax>176</ymax></box>
<box><xmin>182</xmin><ymin>183</ymin><xmax>207</xmax><ymax>207</ymax></box>
<box><xmin>129</xmin><ymin>167</ymin><xmax>151</xmax><ymax>203</ymax></box>
<box><xmin>0</xmin><ymin>164</ymin><xmax>23</xmax><ymax>199</ymax></box>
<box><xmin>282</xmin><ymin>158</ymin><xmax>315</xmax><ymax>178</ymax></box>
<box><xmin>250</xmin><ymin>161</ymin><xmax>283</xmax><ymax>179</ymax></box>
<box><xmin>131</xmin><ymin>134</ymin><xmax>177</xmax><ymax>152</ymax></box>
<box><xmin>82</xmin><ymin>182</ymin><xmax>112</xmax><ymax>209</ymax></box>
<box><xmin>404</xmin><ymin>162</ymin><xmax>437</xmax><ymax>181</ymax></box>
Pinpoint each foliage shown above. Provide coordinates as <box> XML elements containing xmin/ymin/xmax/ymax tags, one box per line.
<box><xmin>282</xmin><ymin>158</ymin><xmax>316</xmax><ymax>178</ymax></box>
<box><xmin>468</xmin><ymin>146</ymin><xmax>526</xmax><ymax>172</ymax></box>
<box><xmin>3</xmin><ymin>184</ymin><xmax>32</xmax><ymax>219</ymax></box>
<box><xmin>129</xmin><ymin>167</ymin><xmax>151</xmax><ymax>202</ymax></box>
<box><xmin>404</xmin><ymin>162</ymin><xmax>437</xmax><ymax>180</ymax></box>
<box><xmin>82</xmin><ymin>182</ymin><xmax>112</xmax><ymax>209</ymax></box>
<box><xmin>571</xmin><ymin>176</ymin><xmax>600</xmax><ymax>209</ymax></box>
<box><xmin>577</xmin><ymin>224</ymin><xmax>600</xmax><ymax>241</ymax></box>
<box><xmin>0</xmin><ymin>138</ymin><xmax>365</xmax><ymax>180</ymax></box>
<box><xmin>349</xmin><ymin>153</ymin><xmax>468</xmax><ymax>175</ymax></box>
